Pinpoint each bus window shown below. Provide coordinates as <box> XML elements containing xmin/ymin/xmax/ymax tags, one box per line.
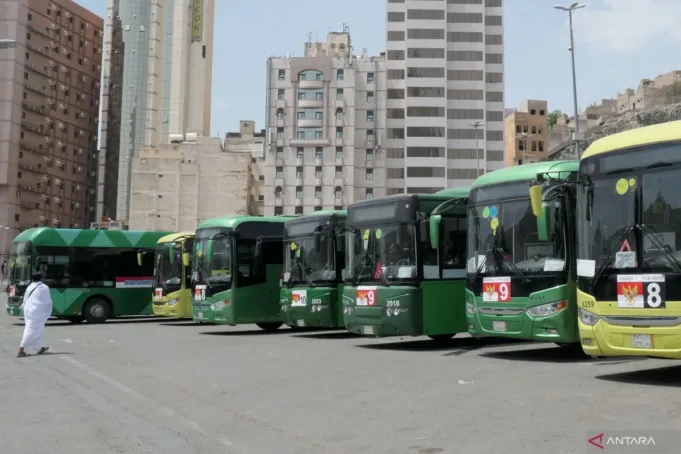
<box><xmin>441</xmin><ymin>217</ymin><xmax>467</xmax><ymax>278</ymax></box>
<box><xmin>34</xmin><ymin>248</ymin><xmax>70</xmax><ymax>287</ymax></box>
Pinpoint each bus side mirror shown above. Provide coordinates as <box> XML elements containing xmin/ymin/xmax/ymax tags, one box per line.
<box><xmin>418</xmin><ymin>219</ymin><xmax>430</xmax><ymax>247</ymax></box>
<box><xmin>529</xmin><ymin>183</ymin><xmax>543</xmax><ymax>217</ymax></box>
<box><xmin>536</xmin><ymin>204</ymin><xmax>553</xmax><ymax>242</ymax></box>
<box><xmin>182</xmin><ymin>252</ymin><xmax>190</xmax><ymax>268</ymax></box>
<box><xmin>313</xmin><ymin>231</ymin><xmax>322</xmax><ymax>252</ymax></box>
<box><xmin>429</xmin><ymin>215</ymin><xmax>441</xmax><ymax>250</ymax></box>
<box><xmin>137</xmin><ymin>252</ymin><xmax>143</xmax><ymax>267</ymax></box>
<box><xmin>255</xmin><ymin>242</ymin><xmax>262</xmax><ymax>258</ymax></box>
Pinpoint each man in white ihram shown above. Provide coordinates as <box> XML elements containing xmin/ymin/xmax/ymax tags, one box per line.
<box><xmin>16</xmin><ymin>270</ymin><xmax>52</xmax><ymax>358</ymax></box>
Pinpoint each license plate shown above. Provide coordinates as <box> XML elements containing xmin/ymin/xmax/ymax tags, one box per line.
<box><xmin>362</xmin><ymin>325</ymin><xmax>376</xmax><ymax>335</ymax></box>
<box><xmin>632</xmin><ymin>334</ymin><xmax>652</xmax><ymax>348</ymax></box>
<box><xmin>492</xmin><ymin>321</ymin><xmax>507</xmax><ymax>332</ymax></box>
<box><xmin>197</xmin><ymin>312</ymin><xmax>203</xmax><ymax>319</ymax></box>
<box><xmin>296</xmin><ymin>319</ymin><xmax>306</xmax><ymax>327</ymax></box>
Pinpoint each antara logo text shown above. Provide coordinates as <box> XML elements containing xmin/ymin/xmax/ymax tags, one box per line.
<box><xmin>588</xmin><ymin>433</ymin><xmax>656</xmax><ymax>449</ymax></box>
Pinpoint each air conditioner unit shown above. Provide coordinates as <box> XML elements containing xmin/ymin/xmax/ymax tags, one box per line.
<box><xmin>41</xmin><ymin>194</ymin><xmax>49</xmax><ymax>200</ymax></box>
<box><xmin>58</xmin><ymin>123</ymin><xmax>64</xmax><ymax>129</ymax></box>
<box><xmin>79</xmin><ymin>130</ymin><xmax>84</xmax><ymax>136</ymax></box>
<box><xmin>78</xmin><ymin>149</ymin><xmax>84</xmax><ymax>155</ymax></box>
<box><xmin>50</xmin><ymin>61</ymin><xmax>56</xmax><ymax>67</ymax></box>
<box><xmin>74</xmin><ymin>223</ymin><xmax>80</xmax><ymax>228</ymax></box>
<box><xmin>75</xmin><ymin>203</ymin><xmax>80</xmax><ymax>208</ymax></box>
<box><xmin>47</xmin><ymin>99</ymin><xmax>54</xmax><ymax>105</ymax></box>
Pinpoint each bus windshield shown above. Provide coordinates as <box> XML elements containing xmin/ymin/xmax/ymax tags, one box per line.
<box><xmin>9</xmin><ymin>242</ymin><xmax>32</xmax><ymax>287</ymax></box>
<box><xmin>194</xmin><ymin>230</ymin><xmax>232</xmax><ymax>287</ymax></box>
<box><xmin>284</xmin><ymin>234</ymin><xmax>336</xmax><ymax>285</ymax></box>
<box><xmin>155</xmin><ymin>243</ymin><xmax>182</xmax><ymax>288</ymax></box>
<box><xmin>467</xmin><ymin>197</ymin><xmax>567</xmax><ymax>276</ymax></box>
<box><xmin>347</xmin><ymin>223</ymin><xmax>417</xmax><ymax>284</ymax></box>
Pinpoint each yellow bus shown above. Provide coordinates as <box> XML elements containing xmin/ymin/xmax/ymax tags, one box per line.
<box><xmin>141</xmin><ymin>232</ymin><xmax>194</xmax><ymax>319</ymax></box>
<box><xmin>573</xmin><ymin>121</ymin><xmax>681</xmax><ymax>358</ymax></box>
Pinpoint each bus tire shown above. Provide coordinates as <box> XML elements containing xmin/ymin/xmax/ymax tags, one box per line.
<box><xmin>83</xmin><ymin>298</ymin><xmax>111</xmax><ymax>324</ymax></box>
<box><xmin>256</xmin><ymin>322</ymin><xmax>282</xmax><ymax>332</ymax></box>
<box><xmin>428</xmin><ymin>334</ymin><xmax>456</xmax><ymax>343</ymax></box>
<box><xmin>66</xmin><ymin>316</ymin><xmax>84</xmax><ymax>323</ymax></box>
<box><xmin>555</xmin><ymin>343</ymin><xmax>585</xmax><ymax>353</ymax></box>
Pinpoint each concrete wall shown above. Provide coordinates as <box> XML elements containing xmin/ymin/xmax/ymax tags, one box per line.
<box><xmin>128</xmin><ymin>137</ymin><xmax>251</xmax><ymax>231</ymax></box>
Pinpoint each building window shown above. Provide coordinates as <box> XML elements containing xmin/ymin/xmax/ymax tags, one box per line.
<box><xmin>336</xmin><ymin>147</ymin><xmax>344</xmax><ymax>159</ymax></box>
<box><xmin>315</xmin><ymin>147</ymin><xmax>323</xmax><ymax>159</ymax></box>
<box><xmin>275</xmin><ymin>167</ymin><xmax>283</xmax><ymax>178</ymax></box>
<box><xmin>315</xmin><ymin>130</ymin><xmax>323</xmax><ymax>138</ymax></box>
<box><xmin>296</xmin><ymin>147</ymin><xmax>304</xmax><ymax>158</ymax></box>
<box><xmin>538</xmin><ymin>141</ymin><xmax>544</xmax><ymax>152</ymax></box>
<box><xmin>277</xmin><ymin>108</ymin><xmax>284</xmax><ymax>119</ymax></box>
<box><xmin>540</xmin><ymin>110</ymin><xmax>545</xmax><ymax>115</ymax></box>
<box><xmin>277</xmin><ymin>89</ymin><xmax>285</xmax><ymax>99</ymax></box>
<box><xmin>275</xmin><ymin>186</ymin><xmax>283</xmax><ymax>198</ymax></box>
<box><xmin>367</xmin><ymin>110</ymin><xmax>374</xmax><ymax>121</ymax></box>
<box><xmin>258</xmin><ymin>195</ymin><xmax>264</xmax><ymax>201</ymax></box>
<box><xmin>277</xmin><ymin>127</ymin><xmax>284</xmax><ymax>138</ymax></box>
<box><xmin>367</xmin><ymin>92</ymin><xmax>374</xmax><ymax>103</ymax></box>
<box><xmin>296</xmin><ymin>186</ymin><xmax>303</xmax><ymax>198</ymax></box>
<box><xmin>315</xmin><ymin>187</ymin><xmax>322</xmax><ymax>198</ymax></box>
<box><xmin>366</xmin><ymin>169</ymin><xmax>374</xmax><ymax>180</ymax></box>
<box><xmin>335</xmin><ymin>166</ymin><xmax>343</xmax><ymax>178</ymax></box>
<box><xmin>531</xmin><ymin>141</ymin><xmax>537</xmax><ymax>152</ymax></box>
<box><xmin>366</xmin><ymin>189</ymin><xmax>374</xmax><ymax>199</ymax></box>
<box><xmin>274</xmin><ymin>207</ymin><xmax>283</xmax><ymax>215</ymax></box>
<box><xmin>297</xmin><ymin>131</ymin><xmax>304</xmax><ymax>138</ymax></box>
<box><xmin>366</xmin><ymin>129</ymin><xmax>374</xmax><ymax>138</ymax></box>
<box><xmin>367</xmin><ymin>72</ymin><xmax>375</xmax><ymax>83</ymax></box>
<box><xmin>314</xmin><ymin>206</ymin><xmax>322</xmax><ymax>211</ymax></box>
<box><xmin>336</xmin><ymin>127</ymin><xmax>343</xmax><ymax>138</ymax></box>
<box><xmin>298</xmin><ymin>92</ymin><xmax>306</xmax><ymax>100</ymax></box>
<box><xmin>336</xmin><ymin>108</ymin><xmax>343</xmax><ymax>121</ymax></box>
<box><xmin>366</xmin><ymin>150</ymin><xmax>373</xmax><ymax>163</ymax></box>
<box><xmin>296</xmin><ymin>167</ymin><xmax>303</xmax><ymax>178</ymax></box>
<box><xmin>275</xmin><ymin>148</ymin><xmax>283</xmax><ymax>159</ymax></box>
<box><xmin>335</xmin><ymin>186</ymin><xmax>342</xmax><ymax>198</ymax></box>
<box><xmin>278</xmin><ymin>69</ymin><xmax>285</xmax><ymax>80</ymax></box>
<box><xmin>315</xmin><ymin>111</ymin><xmax>323</xmax><ymax>120</ymax></box>
<box><xmin>336</xmin><ymin>88</ymin><xmax>344</xmax><ymax>99</ymax></box>
<box><xmin>297</xmin><ymin>111</ymin><xmax>305</xmax><ymax>119</ymax></box>
<box><xmin>315</xmin><ymin>166</ymin><xmax>322</xmax><ymax>178</ymax></box>
<box><xmin>337</xmin><ymin>69</ymin><xmax>344</xmax><ymax>80</ymax></box>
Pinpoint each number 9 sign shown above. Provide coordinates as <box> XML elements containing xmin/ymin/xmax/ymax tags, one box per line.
<box><xmin>356</xmin><ymin>287</ymin><xmax>377</xmax><ymax>306</ymax></box>
<box><xmin>482</xmin><ymin>277</ymin><xmax>511</xmax><ymax>302</ymax></box>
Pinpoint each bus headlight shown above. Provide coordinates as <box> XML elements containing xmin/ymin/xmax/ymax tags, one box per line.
<box><xmin>211</xmin><ymin>300</ymin><xmax>229</xmax><ymax>310</ymax></box>
<box><xmin>165</xmin><ymin>299</ymin><xmax>178</xmax><ymax>306</ymax></box>
<box><xmin>578</xmin><ymin>307</ymin><xmax>599</xmax><ymax>326</ymax></box>
<box><xmin>466</xmin><ymin>302</ymin><xmax>477</xmax><ymax>314</ymax></box>
<box><xmin>527</xmin><ymin>300</ymin><xmax>568</xmax><ymax>317</ymax></box>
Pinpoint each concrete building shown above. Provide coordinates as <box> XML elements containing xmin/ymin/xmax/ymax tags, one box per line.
<box><xmin>98</xmin><ymin>0</ymin><xmax>215</xmax><ymax>222</ymax></box>
<box><xmin>128</xmin><ymin>136</ymin><xmax>251</xmax><ymax>231</ymax></box>
<box><xmin>264</xmin><ymin>31</ymin><xmax>387</xmax><ymax>216</ymax></box>
<box><xmin>384</xmin><ymin>0</ymin><xmax>505</xmax><ymax>192</ymax></box>
<box><xmin>616</xmin><ymin>70</ymin><xmax>681</xmax><ymax>113</ymax></box>
<box><xmin>224</xmin><ymin>121</ymin><xmax>265</xmax><ymax>216</ymax></box>
<box><xmin>0</xmin><ymin>0</ymin><xmax>103</xmax><ymax>252</ymax></box>
<box><xmin>504</xmin><ymin>100</ymin><xmax>548</xmax><ymax>166</ymax></box>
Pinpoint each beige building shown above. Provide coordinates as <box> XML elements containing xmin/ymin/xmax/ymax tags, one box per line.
<box><xmin>0</xmin><ymin>0</ymin><xmax>103</xmax><ymax>252</ymax></box>
<box><xmin>504</xmin><ymin>100</ymin><xmax>548</xmax><ymax>166</ymax></box>
<box><xmin>127</xmin><ymin>137</ymin><xmax>251</xmax><ymax>231</ymax></box>
<box><xmin>616</xmin><ymin>71</ymin><xmax>681</xmax><ymax>113</ymax></box>
<box><xmin>224</xmin><ymin>121</ymin><xmax>265</xmax><ymax>215</ymax></box>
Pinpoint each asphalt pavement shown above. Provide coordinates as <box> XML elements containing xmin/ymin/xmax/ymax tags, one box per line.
<box><xmin>2</xmin><ymin>292</ymin><xmax>681</xmax><ymax>454</ymax></box>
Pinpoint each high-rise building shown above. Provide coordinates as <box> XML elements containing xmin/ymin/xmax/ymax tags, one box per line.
<box><xmin>0</xmin><ymin>0</ymin><xmax>103</xmax><ymax>251</ymax></box>
<box><xmin>224</xmin><ymin>121</ymin><xmax>266</xmax><ymax>216</ymax></box>
<box><xmin>385</xmin><ymin>0</ymin><xmax>505</xmax><ymax>194</ymax></box>
<box><xmin>98</xmin><ymin>0</ymin><xmax>214</xmax><ymax>222</ymax></box>
<box><xmin>264</xmin><ymin>31</ymin><xmax>387</xmax><ymax>216</ymax></box>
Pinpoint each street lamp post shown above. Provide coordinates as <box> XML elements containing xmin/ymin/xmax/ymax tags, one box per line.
<box><xmin>554</xmin><ymin>2</ymin><xmax>585</xmax><ymax>158</ymax></box>
<box><xmin>470</xmin><ymin>121</ymin><xmax>484</xmax><ymax>176</ymax></box>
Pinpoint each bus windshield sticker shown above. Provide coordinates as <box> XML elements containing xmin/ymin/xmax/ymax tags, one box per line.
<box><xmin>291</xmin><ymin>290</ymin><xmax>307</xmax><ymax>306</ymax></box>
<box><xmin>490</xmin><ymin>217</ymin><xmax>499</xmax><ymax>235</ymax></box>
<box><xmin>543</xmin><ymin>259</ymin><xmax>565</xmax><ymax>272</ymax></box>
<box><xmin>482</xmin><ymin>206</ymin><xmax>490</xmax><ymax>218</ymax></box>
<box><xmin>115</xmin><ymin>277</ymin><xmax>153</xmax><ymax>288</ymax></box>
<box><xmin>194</xmin><ymin>285</ymin><xmax>206</xmax><ymax>300</ymax></box>
<box><xmin>615</xmin><ymin>178</ymin><xmax>629</xmax><ymax>195</ymax></box>
<box><xmin>617</xmin><ymin>274</ymin><xmax>665</xmax><ymax>308</ymax></box>
<box><xmin>576</xmin><ymin>259</ymin><xmax>595</xmax><ymax>277</ymax></box>
<box><xmin>482</xmin><ymin>276</ymin><xmax>511</xmax><ymax>302</ymax></box>
<box><xmin>356</xmin><ymin>286</ymin><xmax>377</xmax><ymax>306</ymax></box>
<box><xmin>154</xmin><ymin>288</ymin><xmax>163</xmax><ymax>300</ymax></box>
<box><xmin>375</xmin><ymin>229</ymin><xmax>382</xmax><ymax>239</ymax></box>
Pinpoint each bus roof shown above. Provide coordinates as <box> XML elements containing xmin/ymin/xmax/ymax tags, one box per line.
<box><xmin>472</xmin><ymin>161</ymin><xmax>578</xmax><ymax>188</ymax></box>
<box><xmin>289</xmin><ymin>209</ymin><xmax>346</xmax><ymax>221</ymax></box>
<box><xmin>12</xmin><ymin>228</ymin><xmax>171</xmax><ymax>248</ymax></box>
<box><xmin>435</xmin><ymin>187</ymin><xmax>470</xmax><ymax>198</ymax></box>
<box><xmin>197</xmin><ymin>215</ymin><xmax>295</xmax><ymax>230</ymax></box>
<box><xmin>582</xmin><ymin>120</ymin><xmax>681</xmax><ymax>160</ymax></box>
<box><xmin>157</xmin><ymin>231</ymin><xmax>195</xmax><ymax>244</ymax></box>
<box><xmin>349</xmin><ymin>189</ymin><xmax>470</xmax><ymax>209</ymax></box>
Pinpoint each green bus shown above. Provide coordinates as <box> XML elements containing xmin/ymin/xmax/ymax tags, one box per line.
<box><xmin>6</xmin><ymin>227</ymin><xmax>171</xmax><ymax>323</ymax></box>
<box><xmin>342</xmin><ymin>188</ymin><xmax>470</xmax><ymax>341</ymax></box>
<box><xmin>190</xmin><ymin>215</ymin><xmax>294</xmax><ymax>331</ymax></box>
<box><xmin>280</xmin><ymin>210</ymin><xmax>346</xmax><ymax>328</ymax></box>
<box><xmin>466</xmin><ymin>161</ymin><xmax>580</xmax><ymax>347</ymax></box>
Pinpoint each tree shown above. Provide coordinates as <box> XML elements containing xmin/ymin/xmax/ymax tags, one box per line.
<box><xmin>547</xmin><ymin>110</ymin><xmax>563</xmax><ymax>128</ymax></box>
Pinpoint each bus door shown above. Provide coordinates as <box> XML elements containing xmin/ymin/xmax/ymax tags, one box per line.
<box><xmin>34</xmin><ymin>252</ymin><xmax>69</xmax><ymax>313</ymax></box>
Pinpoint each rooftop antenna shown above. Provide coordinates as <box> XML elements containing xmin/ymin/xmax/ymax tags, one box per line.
<box><xmin>308</xmin><ymin>32</ymin><xmax>312</xmax><ymax>44</ymax></box>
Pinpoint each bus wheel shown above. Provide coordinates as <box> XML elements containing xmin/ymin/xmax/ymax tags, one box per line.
<box><xmin>256</xmin><ymin>322</ymin><xmax>282</xmax><ymax>332</ymax></box>
<box><xmin>555</xmin><ymin>343</ymin><xmax>585</xmax><ymax>353</ymax></box>
<box><xmin>83</xmin><ymin>298</ymin><xmax>111</xmax><ymax>324</ymax></box>
<box><xmin>428</xmin><ymin>334</ymin><xmax>455</xmax><ymax>344</ymax></box>
<box><xmin>66</xmin><ymin>316</ymin><xmax>84</xmax><ymax>323</ymax></box>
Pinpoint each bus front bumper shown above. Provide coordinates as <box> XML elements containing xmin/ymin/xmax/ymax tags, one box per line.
<box><xmin>344</xmin><ymin>306</ymin><xmax>416</xmax><ymax>337</ymax></box>
<box><xmin>153</xmin><ymin>300</ymin><xmax>189</xmax><ymax>318</ymax></box>
<box><xmin>579</xmin><ymin>318</ymin><xmax>681</xmax><ymax>359</ymax></box>
<box><xmin>467</xmin><ymin>307</ymin><xmax>578</xmax><ymax>343</ymax></box>
<box><xmin>283</xmin><ymin>305</ymin><xmax>339</xmax><ymax>328</ymax></box>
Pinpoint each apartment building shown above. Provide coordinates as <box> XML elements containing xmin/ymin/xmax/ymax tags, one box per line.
<box><xmin>264</xmin><ymin>31</ymin><xmax>387</xmax><ymax>216</ymax></box>
<box><xmin>98</xmin><ymin>0</ymin><xmax>215</xmax><ymax>222</ymax></box>
<box><xmin>504</xmin><ymin>100</ymin><xmax>548</xmax><ymax>166</ymax></box>
<box><xmin>224</xmin><ymin>121</ymin><xmax>265</xmax><ymax>215</ymax></box>
<box><xmin>384</xmin><ymin>0</ymin><xmax>505</xmax><ymax>193</ymax></box>
<box><xmin>0</xmin><ymin>0</ymin><xmax>103</xmax><ymax>251</ymax></box>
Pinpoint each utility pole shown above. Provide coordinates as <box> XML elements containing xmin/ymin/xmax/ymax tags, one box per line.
<box><xmin>470</xmin><ymin>121</ymin><xmax>484</xmax><ymax>176</ymax></box>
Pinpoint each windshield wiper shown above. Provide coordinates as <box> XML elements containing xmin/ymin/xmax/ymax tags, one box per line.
<box><xmin>350</xmin><ymin>244</ymin><xmax>389</xmax><ymax>287</ymax></box>
<box><xmin>590</xmin><ymin>225</ymin><xmax>636</xmax><ymax>292</ymax></box>
<box><xmin>471</xmin><ymin>236</ymin><xmax>498</xmax><ymax>283</ymax></box>
<box><xmin>496</xmin><ymin>225</ymin><xmax>531</xmax><ymax>284</ymax></box>
<box><xmin>640</xmin><ymin>224</ymin><xmax>681</xmax><ymax>273</ymax></box>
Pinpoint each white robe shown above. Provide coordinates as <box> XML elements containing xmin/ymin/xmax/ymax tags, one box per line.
<box><xmin>19</xmin><ymin>282</ymin><xmax>53</xmax><ymax>351</ymax></box>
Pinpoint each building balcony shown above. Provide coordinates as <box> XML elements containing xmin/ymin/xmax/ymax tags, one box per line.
<box><xmin>298</xmin><ymin>99</ymin><xmax>323</xmax><ymax>108</ymax></box>
<box><xmin>19</xmin><ymin>163</ymin><xmax>43</xmax><ymax>173</ymax></box>
<box><xmin>297</xmin><ymin>119</ymin><xmax>323</xmax><ymax>128</ymax></box>
<box><xmin>289</xmin><ymin>137</ymin><xmax>329</xmax><ymax>147</ymax></box>
<box><xmin>22</xmin><ymin>101</ymin><xmax>46</xmax><ymax>115</ymax></box>
<box><xmin>299</xmin><ymin>80</ymin><xmax>323</xmax><ymax>89</ymax></box>
<box><xmin>20</xmin><ymin>201</ymin><xmax>40</xmax><ymax>210</ymax></box>
<box><xmin>23</xmin><ymin>82</ymin><xmax>48</xmax><ymax>95</ymax></box>
<box><xmin>20</xmin><ymin>141</ymin><xmax>47</xmax><ymax>155</ymax></box>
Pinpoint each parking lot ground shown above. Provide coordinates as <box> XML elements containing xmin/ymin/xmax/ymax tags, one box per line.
<box><xmin>2</xmin><ymin>296</ymin><xmax>681</xmax><ymax>453</ymax></box>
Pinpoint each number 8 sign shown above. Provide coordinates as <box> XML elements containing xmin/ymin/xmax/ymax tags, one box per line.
<box><xmin>482</xmin><ymin>277</ymin><xmax>511</xmax><ymax>302</ymax></box>
<box><xmin>617</xmin><ymin>274</ymin><xmax>665</xmax><ymax>309</ymax></box>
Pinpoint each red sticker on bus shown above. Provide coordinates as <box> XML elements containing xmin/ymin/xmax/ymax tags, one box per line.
<box><xmin>356</xmin><ymin>286</ymin><xmax>377</xmax><ymax>306</ymax></box>
<box><xmin>154</xmin><ymin>288</ymin><xmax>163</xmax><ymax>300</ymax></box>
<box><xmin>482</xmin><ymin>277</ymin><xmax>511</xmax><ymax>302</ymax></box>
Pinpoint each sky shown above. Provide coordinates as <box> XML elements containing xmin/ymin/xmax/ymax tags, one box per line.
<box><xmin>77</xmin><ymin>0</ymin><xmax>681</xmax><ymax>136</ymax></box>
